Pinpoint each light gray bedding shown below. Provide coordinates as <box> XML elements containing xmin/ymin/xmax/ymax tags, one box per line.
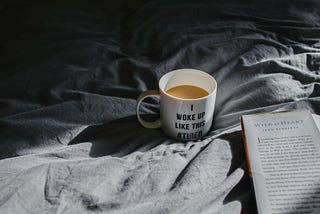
<box><xmin>0</xmin><ymin>0</ymin><xmax>319</xmax><ymax>213</ymax></box>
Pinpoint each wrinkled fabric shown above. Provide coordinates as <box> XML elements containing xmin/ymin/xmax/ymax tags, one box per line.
<box><xmin>0</xmin><ymin>0</ymin><xmax>319</xmax><ymax>213</ymax></box>
<box><xmin>0</xmin><ymin>135</ymin><xmax>243</xmax><ymax>213</ymax></box>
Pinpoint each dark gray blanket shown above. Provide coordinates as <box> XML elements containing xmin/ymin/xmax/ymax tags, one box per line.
<box><xmin>0</xmin><ymin>0</ymin><xmax>319</xmax><ymax>213</ymax></box>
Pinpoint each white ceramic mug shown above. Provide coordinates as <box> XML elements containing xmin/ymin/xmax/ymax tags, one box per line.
<box><xmin>136</xmin><ymin>69</ymin><xmax>217</xmax><ymax>141</ymax></box>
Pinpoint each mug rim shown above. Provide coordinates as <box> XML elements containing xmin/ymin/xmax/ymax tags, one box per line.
<box><xmin>158</xmin><ymin>68</ymin><xmax>217</xmax><ymax>101</ymax></box>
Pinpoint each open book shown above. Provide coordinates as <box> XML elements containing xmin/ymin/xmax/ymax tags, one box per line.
<box><xmin>241</xmin><ymin>110</ymin><xmax>320</xmax><ymax>214</ymax></box>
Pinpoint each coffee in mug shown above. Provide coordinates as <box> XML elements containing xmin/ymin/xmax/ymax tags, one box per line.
<box><xmin>166</xmin><ymin>85</ymin><xmax>209</xmax><ymax>99</ymax></box>
<box><xmin>136</xmin><ymin>68</ymin><xmax>217</xmax><ymax>141</ymax></box>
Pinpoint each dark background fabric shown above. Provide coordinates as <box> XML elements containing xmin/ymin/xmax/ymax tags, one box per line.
<box><xmin>0</xmin><ymin>0</ymin><xmax>319</xmax><ymax>213</ymax></box>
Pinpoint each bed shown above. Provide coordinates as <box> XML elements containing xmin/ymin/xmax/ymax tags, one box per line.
<box><xmin>0</xmin><ymin>0</ymin><xmax>319</xmax><ymax>213</ymax></box>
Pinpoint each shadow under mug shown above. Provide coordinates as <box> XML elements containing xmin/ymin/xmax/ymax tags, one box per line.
<box><xmin>136</xmin><ymin>68</ymin><xmax>217</xmax><ymax>141</ymax></box>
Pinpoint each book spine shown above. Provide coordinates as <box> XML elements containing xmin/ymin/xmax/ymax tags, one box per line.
<box><xmin>240</xmin><ymin>117</ymin><xmax>252</xmax><ymax>178</ymax></box>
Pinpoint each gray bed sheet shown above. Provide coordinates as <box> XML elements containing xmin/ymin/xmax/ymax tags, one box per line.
<box><xmin>0</xmin><ymin>0</ymin><xmax>319</xmax><ymax>213</ymax></box>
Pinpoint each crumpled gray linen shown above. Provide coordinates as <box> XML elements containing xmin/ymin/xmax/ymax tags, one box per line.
<box><xmin>0</xmin><ymin>0</ymin><xmax>320</xmax><ymax>213</ymax></box>
<box><xmin>0</xmin><ymin>129</ymin><xmax>243</xmax><ymax>214</ymax></box>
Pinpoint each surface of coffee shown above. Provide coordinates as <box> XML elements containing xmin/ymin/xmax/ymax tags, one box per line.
<box><xmin>166</xmin><ymin>85</ymin><xmax>209</xmax><ymax>99</ymax></box>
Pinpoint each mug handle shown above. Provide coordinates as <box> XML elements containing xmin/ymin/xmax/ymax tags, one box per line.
<box><xmin>136</xmin><ymin>90</ymin><xmax>161</xmax><ymax>129</ymax></box>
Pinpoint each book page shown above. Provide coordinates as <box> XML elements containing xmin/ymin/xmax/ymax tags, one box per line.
<box><xmin>312</xmin><ymin>114</ymin><xmax>320</xmax><ymax>131</ymax></box>
<box><xmin>242</xmin><ymin>110</ymin><xmax>320</xmax><ymax>214</ymax></box>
